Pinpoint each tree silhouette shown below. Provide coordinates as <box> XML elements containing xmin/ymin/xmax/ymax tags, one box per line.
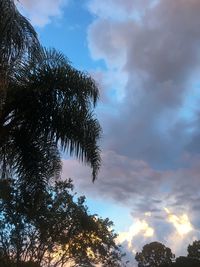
<box><xmin>0</xmin><ymin>0</ymin><xmax>101</xmax><ymax>201</ymax></box>
<box><xmin>187</xmin><ymin>240</ymin><xmax>200</xmax><ymax>261</ymax></box>
<box><xmin>0</xmin><ymin>0</ymin><xmax>40</xmax><ymax>115</ymax></box>
<box><xmin>0</xmin><ymin>0</ymin><xmax>39</xmax><ymax>68</ymax></box>
<box><xmin>173</xmin><ymin>256</ymin><xmax>200</xmax><ymax>267</ymax></box>
<box><xmin>135</xmin><ymin>242</ymin><xmax>175</xmax><ymax>267</ymax></box>
<box><xmin>0</xmin><ymin>178</ymin><xmax>125</xmax><ymax>267</ymax></box>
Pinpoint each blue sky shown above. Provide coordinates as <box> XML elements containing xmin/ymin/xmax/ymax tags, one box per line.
<box><xmin>17</xmin><ymin>0</ymin><xmax>200</xmax><ymax>265</ymax></box>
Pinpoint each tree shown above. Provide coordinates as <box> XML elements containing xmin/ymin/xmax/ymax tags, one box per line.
<box><xmin>0</xmin><ymin>0</ymin><xmax>101</xmax><ymax>200</ymax></box>
<box><xmin>135</xmin><ymin>242</ymin><xmax>175</xmax><ymax>267</ymax></box>
<box><xmin>173</xmin><ymin>256</ymin><xmax>200</xmax><ymax>267</ymax></box>
<box><xmin>0</xmin><ymin>0</ymin><xmax>40</xmax><ymax>116</ymax></box>
<box><xmin>0</xmin><ymin>0</ymin><xmax>39</xmax><ymax>64</ymax></box>
<box><xmin>187</xmin><ymin>240</ymin><xmax>200</xmax><ymax>261</ymax></box>
<box><xmin>0</xmin><ymin>178</ymin><xmax>125</xmax><ymax>267</ymax></box>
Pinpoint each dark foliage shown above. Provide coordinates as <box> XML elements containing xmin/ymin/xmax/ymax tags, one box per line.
<box><xmin>0</xmin><ymin>0</ymin><xmax>101</xmax><ymax>200</ymax></box>
<box><xmin>135</xmin><ymin>242</ymin><xmax>175</xmax><ymax>267</ymax></box>
<box><xmin>173</xmin><ymin>256</ymin><xmax>200</xmax><ymax>267</ymax></box>
<box><xmin>136</xmin><ymin>241</ymin><xmax>200</xmax><ymax>267</ymax></box>
<box><xmin>0</xmin><ymin>178</ymin><xmax>125</xmax><ymax>267</ymax></box>
<box><xmin>187</xmin><ymin>240</ymin><xmax>200</xmax><ymax>260</ymax></box>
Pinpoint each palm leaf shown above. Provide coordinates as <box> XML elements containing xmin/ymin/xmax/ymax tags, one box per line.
<box><xmin>0</xmin><ymin>0</ymin><xmax>39</xmax><ymax>65</ymax></box>
<box><xmin>1</xmin><ymin>48</ymin><xmax>101</xmax><ymax>184</ymax></box>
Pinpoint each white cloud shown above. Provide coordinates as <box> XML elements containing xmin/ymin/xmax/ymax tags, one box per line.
<box><xmin>115</xmin><ymin>208</ymin><xmax>196</xmax><ymax>263</ymax></box>
<box><xmin>117</xmin><ymin>218</ymin><xmax>154</xmax><ymax>249</ymax></box>
<box><xmin>16</xmin><ymin>0</ymin><xmax>69</xmax><ymax>27</ymax></box>
<box><xmin>164</xmin><ymin>208</ymin><xmax>193</xmax><ymax>236</ymax></box>
<box><xmin>87</xmin><ymin>0</ymin><xmax>156</xmax><ymax>20</ymax></box>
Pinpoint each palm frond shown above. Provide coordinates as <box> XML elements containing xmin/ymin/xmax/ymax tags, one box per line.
<box><xmin>1</xmin><ymin>48</ymin><xmax>101</xmax><ymax>182</ymax></box>
<box><xmin>0</xmin><ymin>0</ymin><xmax>40</xmax><ymax>65</ymax></box>
<box><xmin>0</xmin><ymin>0</ymin><xmax>40</xmax><ymax>120</ymax></box>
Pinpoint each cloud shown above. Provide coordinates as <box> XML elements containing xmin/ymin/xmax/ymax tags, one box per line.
<box><xmin>90</xmin><ymin>69</ymin><xmax>128</xmax><ymax>104</ymax></box>
<box><xmin>116</xmin><ymin>215</ymin><xmax>155</xmax><ymax>266</ymax></box>
<box><xmin>62</xmin><ymin>151</ymin><xmax>200</xmax><ymax>264</ymax></box>
<box><xmin>87</xmin><ymin>0</ymin><xmax>200</xmax><ymax>169</ymax></box>
<box><xmin>62</xmin><ymin>150</ymin><xmax>200</xmax><ymax>219</ymax></box>
<box><xmin>164</xmin><ymin>208</ymin><xmax>193</xmax><ymax>236</ymax></box>
<box><xmin>115</xmin><ymin>209</ymin><xmax>196</xmax><ymax>263</ymax></box>
<box><xmin>85</xmin><ymin>0</ymin><xmax>200</xmax><ymax>203</ymax></box>
<box><xmin>117</xmin><ymin>218</ymin><xmax>154</xmax><ymax>249</ymax></box>
<box><xmin>16</xmin><ymin>0</ymin><xmax>68</xmax><ymax>27</ymax></box>
<box><xmin>87</xmin><ymin>0</ymin><xmax>155</xmax><ymax>20</ymax></box>
<box><xmin>61</xmin><ymin>0</ymin><xmax>200</xmax><ymax>263</ymax></box>
<box><xmin>62</xmin><ymin>150</ymin><xmax>164</xmax><ymax>207</ymax></box>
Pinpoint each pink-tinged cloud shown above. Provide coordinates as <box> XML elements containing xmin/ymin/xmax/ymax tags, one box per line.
<box><xmin>62</xmin><ymin>150</ymin><xmax>163</xmax><ymax>205</ymax></box>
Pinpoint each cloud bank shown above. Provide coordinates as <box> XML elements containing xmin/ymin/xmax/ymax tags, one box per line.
<box><xmin>63</xmin><ymin>0</ymin><xmax>200</xmax><ymax>262</ymax></box>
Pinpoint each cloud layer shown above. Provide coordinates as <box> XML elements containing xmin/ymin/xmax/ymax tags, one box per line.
<box><xmin>85</xmin><ymin>0</ymin><xmax>200</xmax><ymax>211</ymax></box>
<box><xmin>62</xmin><ymin>0</ymin><xmax>200</xmax><ymax>263</ymax></box>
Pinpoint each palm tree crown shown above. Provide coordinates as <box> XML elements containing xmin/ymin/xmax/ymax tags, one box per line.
<box><xmin>0</xmin><ymin>0</ymin><xmax>101</xmax><ymax>196</ymax></box>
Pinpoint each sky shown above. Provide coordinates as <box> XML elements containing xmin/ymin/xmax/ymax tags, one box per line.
<box><xmin>17</xmin><ymin>0</ymin><xmax>200</xmax><ymax>265</ymax></box>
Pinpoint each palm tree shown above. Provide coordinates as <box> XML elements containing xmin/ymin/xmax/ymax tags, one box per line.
<box><xmin>0</xmin><ymin>0</ymin><xmax>39</xmax><ymax>63</ymax></box>
<box><xmin>0</xmin><ymin>0</ymin><xmax>40</xmax><ymax>108</ymax></box>
<box><xmin>0</xmin><ymin>0</ymin><xmax>101</xmax><ymax>199</ymax></box>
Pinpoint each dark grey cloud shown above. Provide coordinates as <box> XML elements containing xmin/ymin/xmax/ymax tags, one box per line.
<box><xmin>86</xmin><ymin>0</ymin><xmax>200</xmax><ymax>173</ymax></box>
<box><xmin>84</xmin><ymin>1</ymin><xmax>200</xmax><ymax>256</ymax></box>
<box><xmin>63</xmin><ymin>0</ymin><xmax>200</xmax><ymax>262</ymax></box>
<box><xmin>92</xmin><ymin>0</ymin><xmax>200</xmax><ymax>168</ymax></box>
<box><xmin>62</xmin><ymin>151</ymin><xmax>200</xmax><ymax>218</ymax></box>
<box><xmin>62</xmin><ymin>150</ymin><xmax>164</xmax><ymax>205</ymax></box>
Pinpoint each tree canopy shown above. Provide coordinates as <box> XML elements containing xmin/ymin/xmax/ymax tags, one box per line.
<box><xmin>187</xmin><ymin>240</ymin><xmax>200</xmax><ymax>260</ymax></box>
<box><xmin>0</xmin><ymin>178</ymin><xmax>125</xmax><ymax>267</ymax></box>
<box><xmin>173</xmin><ymin>256</ymin><xmax>200</xmax><ymax>267</ymax></box>
<box><xmin>135</xmin><ymin>242</ymin><xmax>175</xmax><ymax>267</ymax></box>
<box><xmin>0</xmin><ymin>1</ymin><xmax>127</xmax><ymax>266</ymax></box>
<box><xmin>135</xmin><ymin>241</ymin><xmax>200</xmax><ymax>267</ymax></box>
